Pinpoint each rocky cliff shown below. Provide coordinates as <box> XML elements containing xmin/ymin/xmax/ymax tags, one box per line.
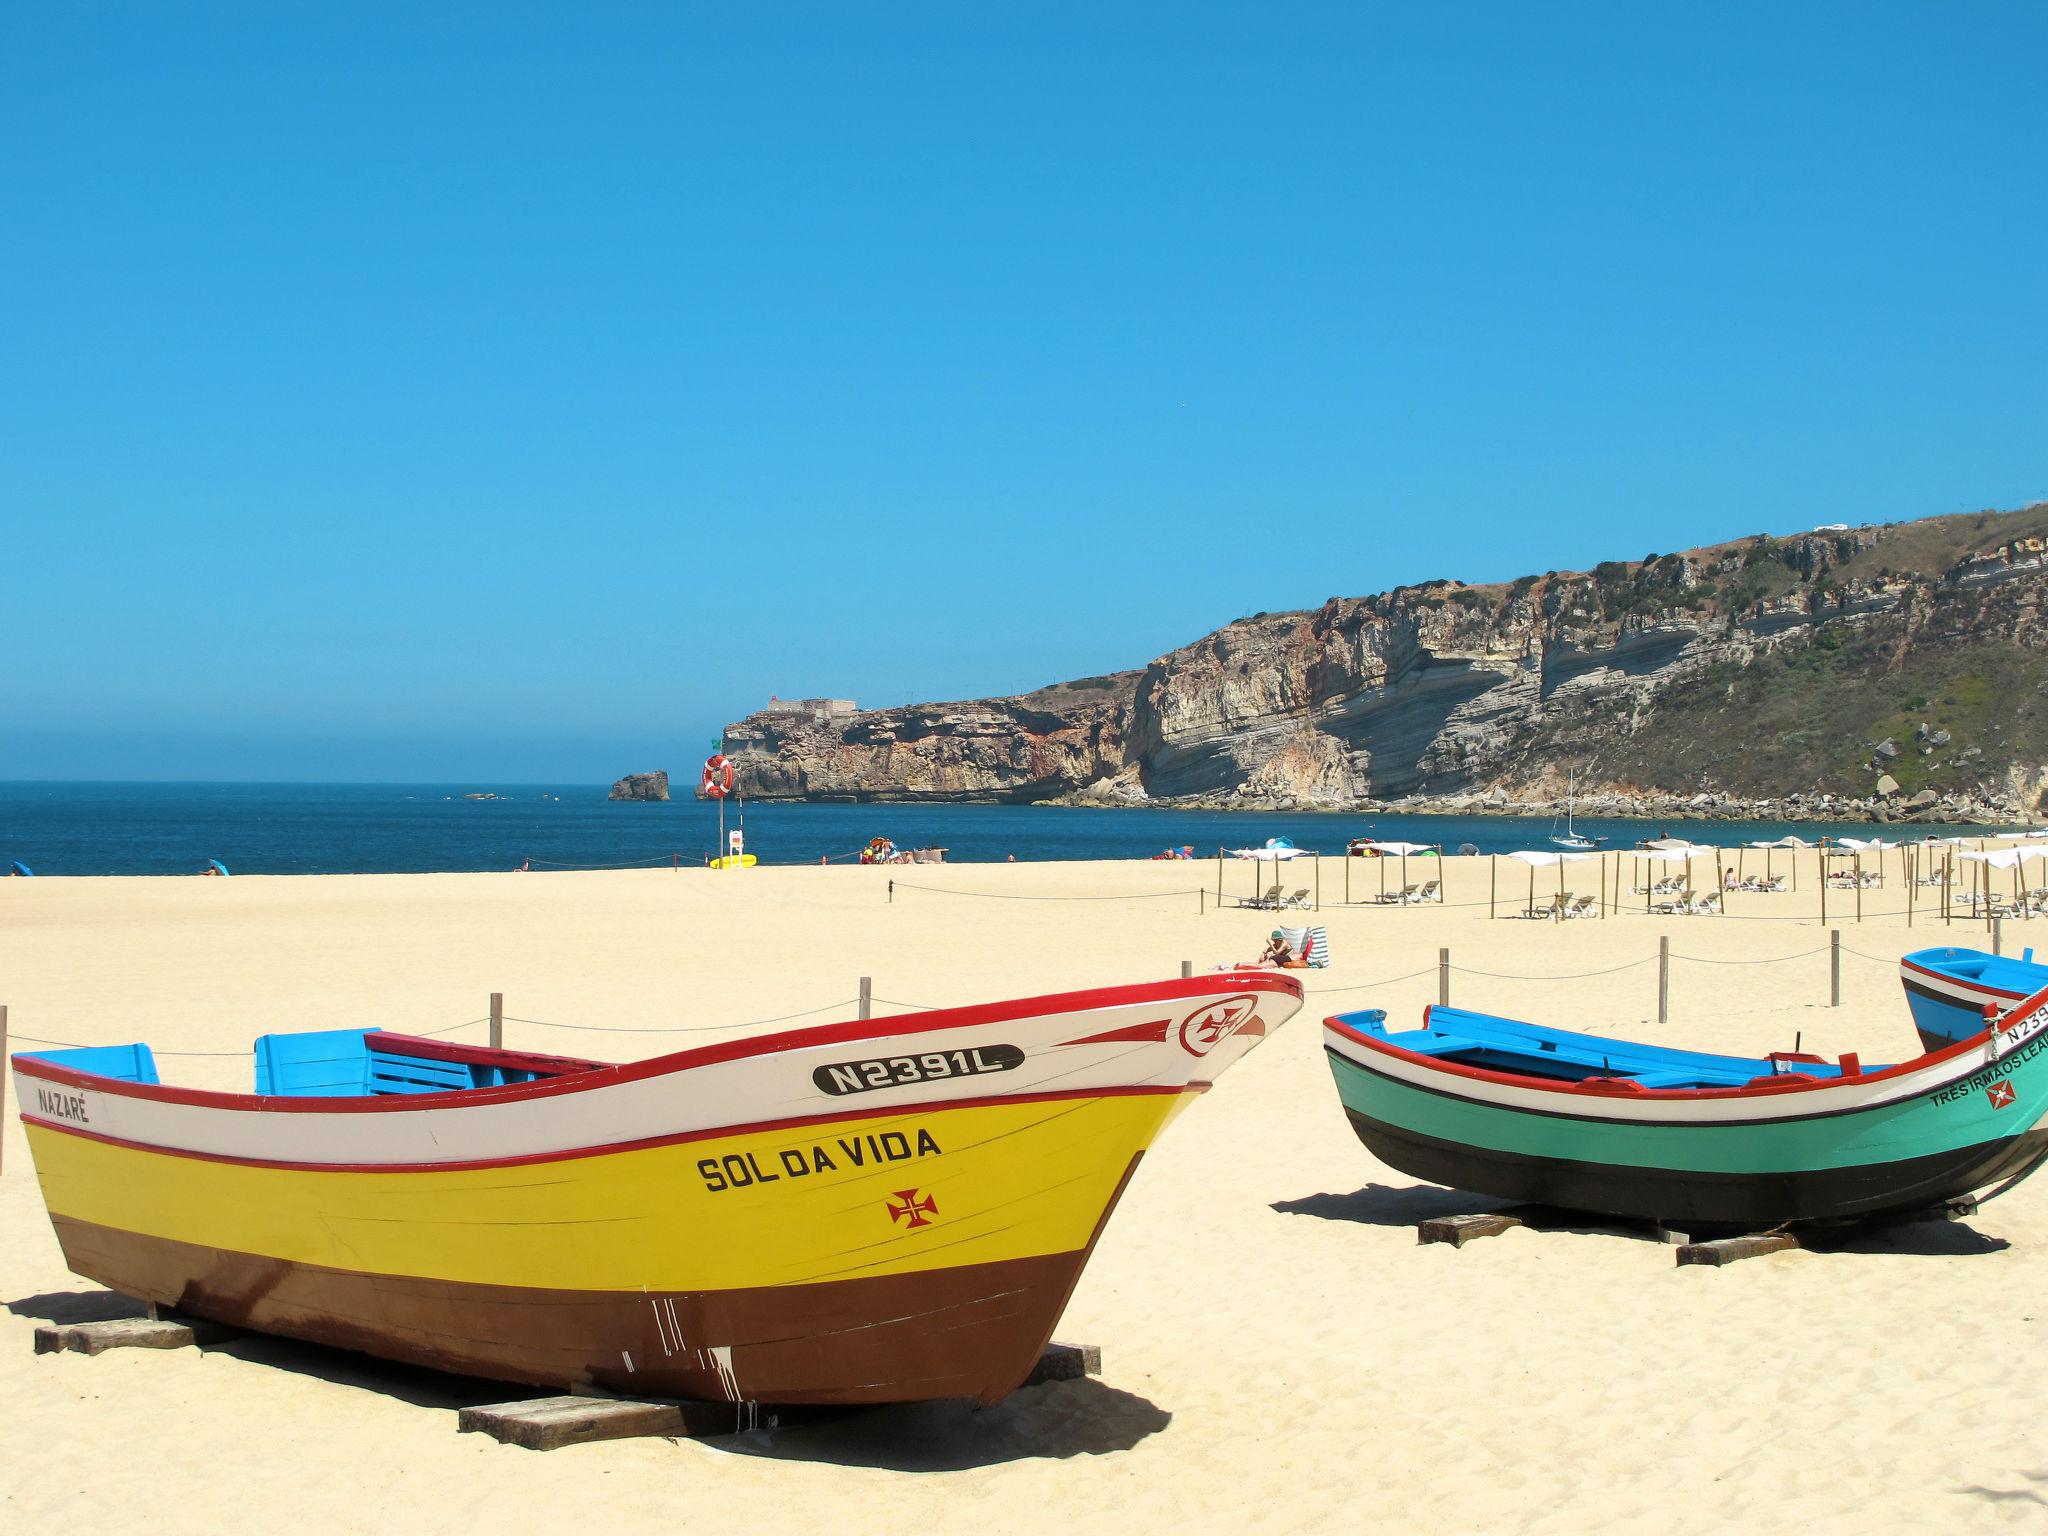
<box><xmin>725</xmin><ymin>504</ymin><xmax>2048</xmax><ymax>821</ymax></box>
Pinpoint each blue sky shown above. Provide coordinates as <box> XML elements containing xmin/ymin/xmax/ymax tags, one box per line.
<box><xmin>5</xmin><ymin>4</ymin><xmax>2044</xmax><ymax>780</ymax></box>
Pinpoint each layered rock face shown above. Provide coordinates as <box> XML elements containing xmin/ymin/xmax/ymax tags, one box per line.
<box><xmin>725</xmin><ymin>507</ymin><xmax>2048</xmax><ymax>817</ymax></box>
<box><xmin>608</xmin><ymin>771</ymin><xmax>670</xmax><ymax>802</ymax></box>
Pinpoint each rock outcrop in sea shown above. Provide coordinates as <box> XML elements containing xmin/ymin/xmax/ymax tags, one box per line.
<box><xmin>724</xmin><ymin>504</ymin><xmax>2048</xmax><ymax>822</ymax></box>
<box><xmin>608</xmin><ymin>771</ymin><xmax>670</xmax><ymax>802</ymax></box>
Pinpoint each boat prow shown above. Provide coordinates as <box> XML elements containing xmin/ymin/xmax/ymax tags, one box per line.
<box><xmin>14</xmin><ymin>971</ymin><xmax>1301</xmax><ymax>1408</ymax></box>
<box><xmin>1900</xmin><ymin>945</ymin><xmax>2047</xmax><ymax>1052</ymax></box>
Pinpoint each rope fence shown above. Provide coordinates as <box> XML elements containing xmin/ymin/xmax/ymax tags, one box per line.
<box><xmin>887</xmin><ymin>880</ymin><xmax>1208</xmax><ymax>907</ymax></box>
<box><xmin>0</xmin><ymin>918</ymin><xmax>2005</xmax><ymax>1080</ymax></box>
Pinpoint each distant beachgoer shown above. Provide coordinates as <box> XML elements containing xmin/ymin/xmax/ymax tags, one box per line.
<box><xmin>1007</xmin><ymin>854</ymin><xmax>1016</xmax><ymax>863</ymax></box>
<box><xmin>1241</xmin><ymin>931</ymin><xmax>1309</xmax><ymax>969</ymax></box>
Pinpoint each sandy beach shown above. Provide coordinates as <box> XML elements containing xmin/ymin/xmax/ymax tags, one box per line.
<box><xmin>4</xmin><ymin>854</ymin><xmax>2043</xmax><ymax>1533</ymax></box>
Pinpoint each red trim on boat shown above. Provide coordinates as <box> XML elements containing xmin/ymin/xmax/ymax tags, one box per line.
<box><xmin>1058</xmin><ymin>1020</ymin><xmax>1171</xmax><ymax>1047</ymax></box>
<box><xmin>360</xmin><ymin>1033</ymin><xmax>607</xmax><ymax>1077</ymax></box>
<box><xmin>1321</xmin><ymin>981</ymin><xmax>2048</xmax><ymax>1102</ymax></box>
<box><xmin>11</xmin><ymin>972</ymin><xmax>1301</xmax><ymax>1114</ymax></box>
<box><xmin>17</xmin><ymin>1082</ymin><xmax>1206</xmax><ymax>1173</ymax></box>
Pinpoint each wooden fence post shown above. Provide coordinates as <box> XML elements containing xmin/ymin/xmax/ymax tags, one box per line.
<box><xmin>0</xmin><ymin>1003</ymin><xmax>8</xmax><ymax>1174</ymax></box>
<box><xmin>858</xmin><ymin>977</ymin><xmax>873</xmax><ymax>1020</ymax></box>
<box><xmin>1994</xmin><ymin>917</ymin><xmax>2004</xmax><ymax>958</ymax></box>
<box><xmin>1855</xmin><ymin>854</ymin><xmax>1863</xmax><ymax>924</ymax></box>
<box><xmin>1658</xmin><ymin>936</ymin><xmax>1670</xmax><ymax>1024</ymax></box>
<box><xmin>1181</xmin><ymin>960</ymin><xmax>1193</xmax><ymax>979</ymax></box>
<box><xmin>489</xmin><ymin>992</ymin><xmax>503</xmax><ymax>1051</ymax></box>
<box><xmin>1830</xmin><ymin>930</ymin><xmax>1840</xmax><ymax>1008</ymax></box>
<box><xmin>1438</xmin><ymin>948</ymin><xmax>1450</xmax><ymax>1008</ymax></box>
<box><xmin>1314</xmin><ymin>852</ymin><xmax>1321</xmax><ymax>912</ymax></box>
<box><xmin>1489</xmin><ymin>856</ymin><xmax>1497</xmax><ymax>920</ymax></box>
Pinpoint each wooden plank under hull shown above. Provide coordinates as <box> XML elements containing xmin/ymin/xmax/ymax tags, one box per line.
<box><xmin>48</xmin><ymin>1191</ymin><xmax>1128</xmax><ymax>1407</ymax></box>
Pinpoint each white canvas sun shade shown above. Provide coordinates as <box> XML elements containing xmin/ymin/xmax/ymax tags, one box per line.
<box><xmin>1958</xmin><ymin>848</ymin><xmax>2046</xmax><ymax>871</ymax></box>
<box><xmin>1507</xmin><ymin>849</ymin><xmax>1592</xmax><ymax>915</ymax></box>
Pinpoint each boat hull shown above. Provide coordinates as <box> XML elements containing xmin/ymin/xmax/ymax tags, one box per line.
<box><xmin>1339</xmin><ymin>1104</ymin><xmax>2048</xmax><ymax>1227</ymax></box>
<box><xmin>46</xmin><ymin>1197</ymin><xmax>1126</xmax><ymax>1408</ymax></box>
<box><xmin>18</xmin><ymin>973</ymin><xmax>1299</xmax><ymax>1406</ymax></box>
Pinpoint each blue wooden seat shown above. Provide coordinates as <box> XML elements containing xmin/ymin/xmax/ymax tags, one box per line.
<box><xmin>255</xmin><ymin>1029</ymin><xmax>373</xmax><ymax>1096</ymax></box>
<box><xmin>14</xmin><ymin>1043</ymin><xmax>160</xmax><ymax>1085</ymax></box>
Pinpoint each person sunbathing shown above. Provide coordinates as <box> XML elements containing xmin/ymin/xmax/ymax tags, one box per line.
<box><xmin>1254</xmin><ymin>931</ymin><xmax>1308</xmax><ymax>968</ymax></box>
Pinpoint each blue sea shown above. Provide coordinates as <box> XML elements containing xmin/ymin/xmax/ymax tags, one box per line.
<box><xmin>0</xmin><ymin>782</ymin><xmax>2010</xmax><ymax>877</ymax></box>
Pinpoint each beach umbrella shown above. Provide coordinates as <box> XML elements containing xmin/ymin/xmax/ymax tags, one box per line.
<box><xmin>208</xmin><ymin>859</ymin><xmax>230</xmax><ymax>877</ymax></box>
<box><xmin>1638</xmin><ymin>846</ymin><xmax>1705</xmax><ymax>908</ymax></box>
<box><xmin>1960</xmin><ymin>847</ymin><xmax>2045</xmax><ymax>919</ymax></box>
<box><xmin>1508</xmin><ymin>848</ymin><xmax>1590</xmax><ymax>917</ymax></box>
<box><xmin>8</xmin><ymin>861</ymin><xmax>30</xmax><ymax>877</ymax></box>
<box><xmin>1361</xmin><ymin>840</ymin><xmax>1430</xmax><ymax>900</ymax></box>
<box><xmin>1957</xmin><ymin>848</ymin><xmax>2043</xmax><ymax>870</ymax></box>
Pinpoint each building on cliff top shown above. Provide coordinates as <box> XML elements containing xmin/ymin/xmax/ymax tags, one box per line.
<box><xmin>761</xmin><ymin>695</ymin><xmax>858</xmax><ymax>723</ymax></box>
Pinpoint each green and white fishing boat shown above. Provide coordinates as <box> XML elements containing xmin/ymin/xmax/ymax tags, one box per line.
<box><xmin>1322</xmin><ymin>983</ymin><xmax>2048</xmax><ymax>1228</ymax></box>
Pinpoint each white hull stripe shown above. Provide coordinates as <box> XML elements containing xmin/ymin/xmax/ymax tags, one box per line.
<box><xmin>1323</xmin><ymin>1012</ymin><xmax>2037</xmax><ymax>1126</ymax></box>
<box><xmin>17</xmin><ymin>987</ymin><xmax>1298</xmax><ymax>1168</ymax></box>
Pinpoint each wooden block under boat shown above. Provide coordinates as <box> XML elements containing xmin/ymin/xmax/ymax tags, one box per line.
<box><xmin>1674</xmin><ymin>1232</ymin><xmax>1804</xmax><ymax>1267</ymax></box>
<box><xmin>461</xmin><ymin>1341</ymin><xmax>1103</xmax><ymax>1449</ymax></box>
<box><xmin>33</xmin><ymin>1314</ymin><xmax>239</xmax><ymax>1356</ymax></box>
<box><xmin>1417</xmin><ymin>1212</ymin><xmax>1525</xmax><ymax>1247</ymax></box>
<box><xmin>1022</xmin><ymin>1340</ymin><xmax>1101</xmax><ymax>1385</ymax></box>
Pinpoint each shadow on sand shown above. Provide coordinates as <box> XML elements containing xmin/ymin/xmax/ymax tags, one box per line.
<box><xmin>7</xmin><ymin>1288</ymin><xmax>152</xmax><ymax>1326</ymax></box>
<box><xmin>708</xmin><ymin>1378</ymin><xmax>1171</xmax><ymax>1471</ymax></box>
<box><xmin>1270</xmin><ymin>1182</ymin><xmax>1503</xmax><ymax>1228</ymax></box>
<box><xmin>10</xmin><ymin>1288</ymin><xmax>1170</xmax><ymax>1464</ymax></box>
<box><xmin>10</xmin><ymin>1290</ymin><xmax>522</xmax><ymax>1412</ymax></box>
<box><xmin>1271</xmin><ymin>1186</ymin><xmax>2014</xmax><ymax>1256</ymax></box>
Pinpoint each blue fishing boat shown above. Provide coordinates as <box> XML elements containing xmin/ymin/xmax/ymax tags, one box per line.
<box><xmin>1900</xmin><ymin>946</ymin><xmax>2048</xmax><ymax>1051</ymax></box>
<box><xmin>1323</xmin><ymin>986</ymin><xmax>2048</xmax><ymax>1228</ymax></box>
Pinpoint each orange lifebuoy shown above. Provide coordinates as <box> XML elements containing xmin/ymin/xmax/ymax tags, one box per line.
<box><xmin>700</xmin><ymin>754</ymin><xmax>734</xmax><ymax>799</ymax></box>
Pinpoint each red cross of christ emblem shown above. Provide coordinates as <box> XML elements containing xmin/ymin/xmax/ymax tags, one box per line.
<box><xmin>1987</xmin><ymin>1081</ymin><xmax>2016</xmax><ymax>1110</ymax></box>
<box><xmin>888</xmin><ymin>1189</ymin><xmax>939</xmax><ymax>1227</ymax></box>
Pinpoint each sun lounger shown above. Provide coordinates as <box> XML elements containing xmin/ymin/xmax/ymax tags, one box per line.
<box><xmin>1563</xmin><ymin>895</ymin><xmax>1597</xmax><ymax>919</ymax></box>
<box><xmin>1281</xmin><ymin>888</ymin><xmax>1313</xmax><ymax>909</ymax></box>
<box><xmin>1406</xmin><ymin>879</ymin><xmax>1441</xmax><ymax>905</ymax></box>
<box><xmin>1235</xmin><ymin>883</ymin><xmax>1283</xmax><ymax>910</ymax></box>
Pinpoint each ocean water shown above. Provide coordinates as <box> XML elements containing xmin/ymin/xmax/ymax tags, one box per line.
<box><xmin>0</xmin><ymin>782</ymin><xmax>2012</xmax><ymax>877</ymax></box>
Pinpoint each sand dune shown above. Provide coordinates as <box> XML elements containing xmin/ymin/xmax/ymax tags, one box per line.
<box><xmin>4</xmin><ymin>855</ymin><xmax>2043</xmax><ymax>1533</ymax></box>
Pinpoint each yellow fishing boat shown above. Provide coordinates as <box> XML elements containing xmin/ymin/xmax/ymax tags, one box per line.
<box><xmin>14</xmin><ymin>972</ymin><xmax>1300</xmax><ymax>1407</ymax></box>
